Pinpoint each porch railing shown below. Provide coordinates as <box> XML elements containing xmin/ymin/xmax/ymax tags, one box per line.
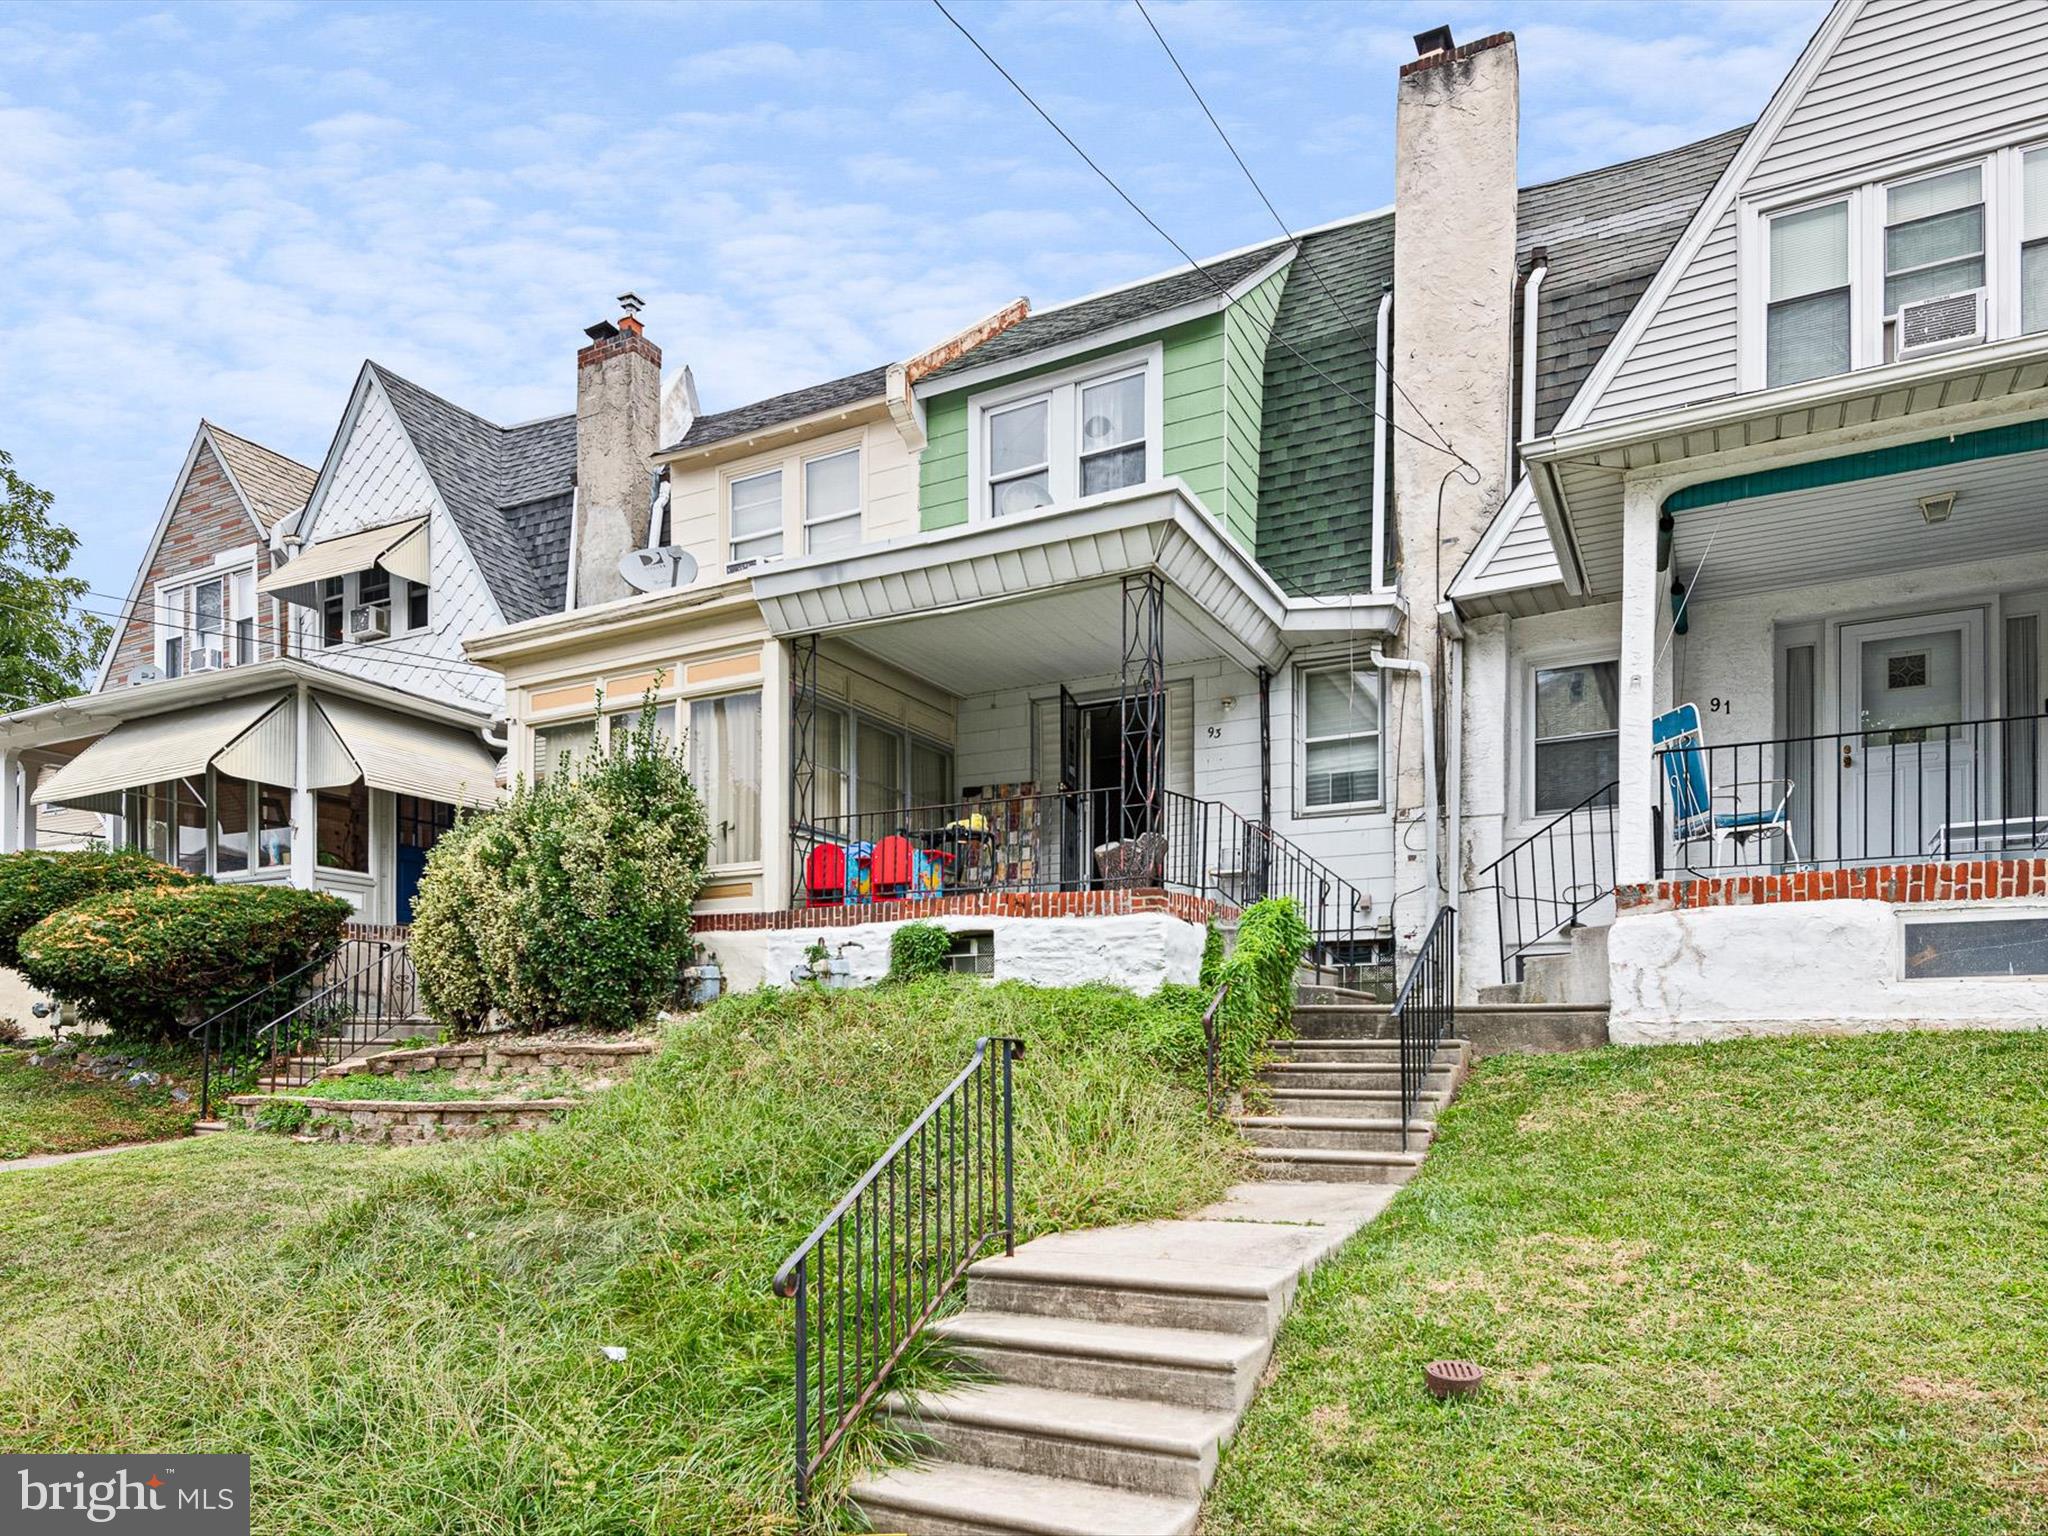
<box><xmin>1392</xmin><ymin>906</ymin><xmax>1456</xmax><ymax>1151</ymax></box>
<box><xmin>1655</xmin><ymin>710</ymin><xmax>2048</xmax><ymax>875</ymax></box>
<box><xmin>789</xmin><ymin>787</ymin><xmax>1381</xmax><ymax>970</ymax></box>
<box><xmin>770</xmin><ymin>1035</ymin><xmax>1022</xmax><ymax>1504</ymax></box>
<box><xmin>1472</xmin><ymin>780</ymin><xmax>1617</xmax><ymax>980</ymax></box>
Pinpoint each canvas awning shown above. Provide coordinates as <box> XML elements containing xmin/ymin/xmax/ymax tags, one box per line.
<box><xmin>32</xmin><ymin>693</ymin><xmax>289</xmax><ymax>813</ymax></box>
<box><xmin>257</xmin><ymin>518</ymin><xmax>430</xmax><ymax>605</ymax></box>
<box><xmin>314</xmin><ymin>695</ymin><xmax>499</xmax><ymax>809</ymax></box>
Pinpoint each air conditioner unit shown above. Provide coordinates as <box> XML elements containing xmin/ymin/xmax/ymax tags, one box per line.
<box><xmin>187</xmin><ymin>647</ymin><xmax>227</xmax><ymax>673</ymax></box>
<box><xmin>1896</xmin><ymin>288</ymin><xmax>1984</xmax><ymax>359</ymax></box>
<box><xmin>126</xmin><ymin>664</ymin><xmax>161</xmax><ymax>687</ymax></box>
<box><xmin>725</xmin><ymin>558</ymin><xmax>759</xmax><ymax>576</ymax></box>
<box><xmin>349</xmin><ymin>604</ymin><xmax>390</xmax><ymax>641</ymax></box>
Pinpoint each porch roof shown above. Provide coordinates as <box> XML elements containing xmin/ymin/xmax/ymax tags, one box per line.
<box><xmin>1523</xmin><ymin>334</ymin><xmax>2048</xmax><ymax>596</ymax></box>
<box><xmin>750</xmin><ymin>481</ymin><xmax>1400</xmax><ymax>691</ymax></box>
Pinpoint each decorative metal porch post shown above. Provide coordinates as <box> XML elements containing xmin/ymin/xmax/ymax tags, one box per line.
<box><xmin>1118</xmin><ymin>572</ymin><xmax>1166</xmax><ymax>845</ymax></box>
<box><xmin>790</xmin><ymin>635</ymin><xmax>818</xmax><ymax>902</ymax></box>
<box><xmin>1256</xmin><ymin>664</ymin><xmax>1273</xmax><ymax>901</ymax></box>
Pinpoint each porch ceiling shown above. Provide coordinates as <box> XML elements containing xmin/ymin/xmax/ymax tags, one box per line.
<box><xmin>1674</xmin><ymin>443</ymin><xmax>2048</xmax><ymax>602</ymax></box>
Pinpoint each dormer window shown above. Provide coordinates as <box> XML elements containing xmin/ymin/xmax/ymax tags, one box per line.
<box><xmin>1078</xmin><ymin>371</ymin><xmax>1146</xmax><ymax>495</ymax></box>
<box><xmin>1767</xmin><ymin>201</ymin><xmax>1850</xmax><ymax>388</ymax></box>
<box><xmin>988</xmin><ymin>399</ymin><xmax>1052</xmax><ymax>517</ymax></box>
<box><xmin>729</xmin><ymin>468</ymin><xmax>783</xmax><ymax>566</ymax></box>
<box><xmin>970</xmin><ymin>346</ymin><xmax>1161</xmax><ymax>522</ymax></box>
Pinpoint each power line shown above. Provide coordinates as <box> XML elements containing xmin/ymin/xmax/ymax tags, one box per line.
<box><xmin>1130</xmin><ymin>0</ymin><xmax>1476</xmax><ymax>476</ymax></box>
<box><xmin>931</xmin><ymin>0</ymin><xmax>1477</xmax><ymax>479</ymax></box>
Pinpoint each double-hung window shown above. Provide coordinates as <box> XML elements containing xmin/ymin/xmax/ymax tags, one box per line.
<box><xmin>161</xmin><ymin>575</ymin><xmax>230</xmax><ymax>676</ymax></box>
<box><xmin>1300</xmin><ymin>664</ymin><xmax>1381</xmax><ymax>810</ymax></box>
<box><xmin>1078</xmin><ymin>371</ymin><xmax>1147</xmax><ymax>496</ymax></box>
<box><xmin>728</xmin><ymin>469</ymin><xmax>783</xmax><ymax>566</ymax></box>
<box><xmin>976</xmin><ymin>349</ymin><xmax>1157</xmax><ymax>520</ymax></box>
<box><xmin>803</xmin><ymin>448</ymin><xmax>862</xmax><ymax>555</ymax></box>
<box><xmin>1766</xmin><ymin>201</ymin><xmax>1851</xmax><ymax>387</ymax></box>
<box><xmin>2023</xmin><ymin>148</ymin><xmax>2048</xmax><ymax>334</ymax></box>
<box><xmin>1883</xmin><ymin>165</ymin><xmax>1984</xmax><ymax>347</ymax></box>
<box><xmin>987</xmin><ymin>398</ymin><xmax>1053</xmax><ymax>518</ymax></box>
<box><xmin>1532</xmin><ymin>660</ymin><xmax>1619</xmax><ymax>815</ymax></box>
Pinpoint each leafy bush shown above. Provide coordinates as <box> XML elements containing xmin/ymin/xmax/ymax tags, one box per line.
<box><xmin>17</xmin><ymin>884</ymin><xmax>351</xmax><ymax>1042</ymax></box>
<box><xmin>0</xmin><ymin>849</ymin><xmax>200</xmax><ymax>970</ymax></box>
<box><xmin>411</xmin><ymin>699</ymin><xmax>710</xmax><ymax>1033</ymax></box>
<box><xmin>886</xmin><ymin>921</ymin><xmax>952</xmax><ymax>985</ymax></box>
<box><xmin>1198</xmin><ymin>918</ymin><xmax>1225</xmax><ymax>988</ymax></box>
<box><xmin>1128</xmin><ymin>898</ymin><xmax>1309</xmax><ymax>1090</ymax></box>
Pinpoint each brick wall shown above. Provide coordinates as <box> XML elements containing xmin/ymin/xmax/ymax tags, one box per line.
<box><xmin>1617</xmin><ymin>858</ymin><xmax>2048</xmax><ymax>913</ymax></box>
<box><xmin>696</xmin><ymin>888</ymin><xmax>1230</xmax><ymax>932</ymax></box>
<box><xmin>103</xmin><ymin>440</ymin><xmax>281</xmax><ymax>689</ymax></box>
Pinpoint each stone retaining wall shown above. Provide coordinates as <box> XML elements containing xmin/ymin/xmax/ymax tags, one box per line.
<box><xmin>344</xmin><ymin>1038</ymin><xmax>655</xmax><ymax>1090</ymax></box>
<box><xmin>227</xmin><ymin>1095</ymin><xmax>579</xmax><ymax>1145</ymax></box>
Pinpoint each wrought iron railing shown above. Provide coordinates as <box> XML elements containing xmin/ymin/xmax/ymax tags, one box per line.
<box><xmin>191</xmin><ymin>935</ymin><xmax>419</xmax><ymax>1117</ymax></box>
<box><xmin>770</xmin><ymin>1035</ymin><xmax>1023</xmax><ymax>1504</ymax></box>
<box><xmin>789</xmin><ymin>787</ymin><xmax>1380</xmax><ymax>970</ymax></box>
<box><xmin>1472</xmin><ymin>780</ymin><xmax>1617</xmax><ymax>980</ymax></box>
<box><xmin>1392</xmin><ymin>907</ymin><xmax>1456</xmax><ymax>1151</ymax></box>
<box><xmin>1654</xmin><ymin>711</ymin><xmax>2048</xmax><ymax>875</ymax></box>
<box><xmin>1200</xmin><ymin>979</ymin><xmax>1232</xmax><ymax>1118</ymax></box>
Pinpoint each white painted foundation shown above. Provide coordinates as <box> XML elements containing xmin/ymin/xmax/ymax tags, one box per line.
<box><xmin>1608</xmin><ymin>900</ymin><xmax>2048</xmax><ymax>1043</ymax></box>
<box><xmin>703</xmin><ymin>913</ymin><xmax>1206</xmax><ymax>996</ymax></box>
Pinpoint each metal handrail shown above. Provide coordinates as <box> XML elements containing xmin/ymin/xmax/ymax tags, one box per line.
<box><xmin>771</xmin><ymin>1034</ymin><xmax>1024</xmax><ymax>1504</ymax></box>
<box><xmin>190</xmin><ymin>943</ymin><xmax>356</xmax><ymax>1119</ymax></box>
<box><xmin>1200</xmin><ymin>980</ymin><xmax>1232</xmax><ymax>1118</ymax></box>
<box><xmin>1392</xmin><ymin>907</ymin><xmax>1456</xmax><ymax>1151</ymax></box>
<box><xmin>1470</xmin><ymin>779</ymin><xmax>1618</xmax><ymax>980</ymax></box>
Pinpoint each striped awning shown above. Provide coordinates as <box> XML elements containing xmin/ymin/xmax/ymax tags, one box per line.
<box><xmin>32</xmin><ymin>694</ymin><xmax>289</xmax><ymax>813</ymax></box>
<box><xmin>257</xmin><ymin>518</ymin><xmax>429</xmax><ymax>605</ymax></box>
<box><xmin>314</xmin><ymin>695</ymin><xmax>499</xmax><ymax>809</ymax></box>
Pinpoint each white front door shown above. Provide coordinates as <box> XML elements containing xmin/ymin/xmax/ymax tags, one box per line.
<box><xmin>1838</xmin><ymin>610</ymin><xmax>1984</xmax><ymax>862</ymax></box>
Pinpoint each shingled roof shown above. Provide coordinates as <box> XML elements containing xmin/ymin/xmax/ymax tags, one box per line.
<box><xmin>1254</xmin><ymin>124</ymin><xmax>1751</xmax><ymax>596</ymax></box>
<box><xmin>368</xmin><ymin>365</ymin><xmax>577</xmax><ymax>624</ymax></box>
<box><xmin>205</xmin><ymin>422</ymin><xmax>317</xmax><ymax>528</ymax></box>
<box><xmin>668</xmin><ymin>364</ymin><xmax>888</xmax><ymax>454</ymax></box>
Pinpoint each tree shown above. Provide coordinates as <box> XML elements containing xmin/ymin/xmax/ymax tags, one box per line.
<box><xmin>0</xmin><ymin>450</ymin><xmax>111</xmax><ymax>706</ymax></box>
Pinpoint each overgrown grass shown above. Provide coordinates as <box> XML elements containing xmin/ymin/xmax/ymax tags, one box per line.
<box><xmin>0</xmin><ymin>1047</ymin><xmax>196</xmax><ymax>1158</ymax></box>
<box><xmin>1204</xmin><ymin>1031</ymin><xmax>2048</xmax><ymax>1536</ymax></box>
<box><xmin>0</xmin><ymin>978</ymin><xmax>1241</xmax><ymax>1533</ymax></box>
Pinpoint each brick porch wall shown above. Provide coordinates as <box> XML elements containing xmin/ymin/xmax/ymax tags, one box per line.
<box><xmin>696</xmin><ymin>888</ymin><xmax>1230</xmax><ymax>932</ymax></box>
<box><xmin>1617</xmin><ymin>857</ymin><xmax>2048</xmax><ymax>913</ymax></box>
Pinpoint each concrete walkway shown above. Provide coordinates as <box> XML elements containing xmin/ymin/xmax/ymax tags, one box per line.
<box><xmin>0</xmin><ymin>1136</ymin><xmax>194</xmax><ymax>1174</ymax></box>
<box><xmin>850</xmin><ymin>1179</ymin><xmax>1396</xmax><ymax>1536</ymax></box>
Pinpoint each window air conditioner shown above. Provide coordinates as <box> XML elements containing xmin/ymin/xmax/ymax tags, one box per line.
<box><xmin>349</xmin><ymin>604</ymin><xmax>391</xmax><ymax>641</ymax></box>
<box><xmin>188</xmin><ymin>646</ymin><xmax>227</xmax><ymax>673</ymax></box>
<box><xmin>725</xmin><ymin>558</ymin><xmax>759</xmax><ymax>576</ymax></box>
<box><xmin>1896</xmin><ymin>288</ymin><xmax>1984</xmax><ymax>360</ymax></box>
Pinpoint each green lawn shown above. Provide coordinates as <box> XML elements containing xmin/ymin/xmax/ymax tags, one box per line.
<box><xmin>1204</xmin><ymin>1031</ymin><xmax>2048</xmax><ymax>1536</ymax></box>
<box><xmin>0</xmin><ymin>1046</ymin><xmax>197</xmax><ymax>1159</ymax></box>
<box><xmin>0</xmin><ymin>978</ymin><xmax>1237</xmax><ymax>1534</ymax></box>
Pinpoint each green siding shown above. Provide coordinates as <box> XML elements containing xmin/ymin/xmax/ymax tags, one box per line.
<box><xmin>1220</xmin><ymin>263</ymin><xmax>1287</xmax><ymax>549</ymax></box>
<box><xmin>918</xmin><ymin>395</ymin><xmax>970</xmax><ymax>531</ymax></box>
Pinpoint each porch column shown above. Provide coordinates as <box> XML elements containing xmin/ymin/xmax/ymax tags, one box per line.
<box><xmin>786</xmin><ymin>634</ymin><xmax>818</xmax><ymax>904</ymax></box>
<box><xmin>1118</xmin><ymin>572</ymin><xmax>1165</xmax><ymax>844</ymax></box>
<box><xmin>290</xmin><ymin>682</ymin><xmax>315</xmax><ymax>890</ymax></box>
<box><xmin>1616</xmin><ymin>476</ymin><xmax>1665</xmax><ymax>887</ymax></box>
<box><xmin>0</xmin><ymin>751</ymin><xmax>16</xmax><ymax>855</ymax></box>
<box><xmin>760</xmin><ymin>637</ymin><xmax>793</xmax><ymax>909</ymax></box>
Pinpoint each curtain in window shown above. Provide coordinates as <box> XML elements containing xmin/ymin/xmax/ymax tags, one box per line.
<box><xmin>855</xmin><ymin>720</ymin><xmax>904</xmax><ymax>819</ymax></box>
<box><xmin>730</xmin><ymin>471</ymin><xmax>783</xmax><ymax>563</ymax></box>
<box><xmin>1080</xmin><ymin>374</ymin><xmax>1146</xmax><ymax>495</ymax></box>
<box><xmin>692</xmin><ymin>693</ymin><xmax>761</xmax><ymax>864</ymax></box>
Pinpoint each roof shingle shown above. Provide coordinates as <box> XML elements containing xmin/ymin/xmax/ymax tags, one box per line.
<box><xmin>205</xmin><ymin>423</ymin><xmax>317</xmax><ymax>529</ymax></box>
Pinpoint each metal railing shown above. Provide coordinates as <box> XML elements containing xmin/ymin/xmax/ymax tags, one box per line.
<box><xmin>770</xmin><ymin>1035</ymin><xmax>1023</xmax><ymax>1504</ymax></box>
<box><xmin>191</xmin><ymin>935</ymin><xmax>419</xmax><ymax>1117</ymax></box>
<box><xmin>1392</xmin><ymin>907</ymin><xmax>1456</xmax><ymax>1151</ymax></box>
<box><xmin>1200</xmin><ymin>980</ymin><xmax>1232</xmax><ymax>1118</ymax></box>
<box><xmin>1655</xmin><ymin>711</ymin><xmax>2048</xmax><ymax>875</ymax></box>
<box><xmin>790</xmin><ymin>787</ymin><xmax>1381</xmax><ymax>972</ymax></box>
<box><xmin>1472</xmin><ymin>780</ymin><xmax>1617</xmax><ymax>980</ymax></box>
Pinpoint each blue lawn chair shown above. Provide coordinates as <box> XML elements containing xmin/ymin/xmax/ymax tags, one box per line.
<box><xmin>1654</xmin><ymin>703</ymin><xmax>1801</xmax><ymax>865</ymax></box>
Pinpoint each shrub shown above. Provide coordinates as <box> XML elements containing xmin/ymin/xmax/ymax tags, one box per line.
<box><xmin>887</xmin><ymin>921</ymin><xmax>952</xmax><ymax>985</ymax></box>
<box><xmin>0</xmin><ymin>849</ymin><xmax>200</xmax><ymax>970</ymax></box>
<box><xmin>17</xmin><ymin>884</ymin><xmax>351</xmax><ymax>1042</ymax></box>
<box><xmin>410</xmin><ymin>698</ymin><xmax>710</xmax><ymax>1033</ymax></box>
<box><xmin>1129</xmin><ymin>898</ymin><xmax>1310</xmax><ymax>1090</ymax></box>
<box><xmin>1198</xmin><ymin>918</ymin><xmax>1225</xmax><ymax>988</ymax></box>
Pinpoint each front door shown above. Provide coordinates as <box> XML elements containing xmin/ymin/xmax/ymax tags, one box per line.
<box><xmin>1838</xmin><ymin>610</ymin><xmax>1984</xmax><ymax>862</ymax></box>
<box><xmin>394</xmin><ymin>795</ymin><xmax>455</xmax><ymax>924</ymax></box>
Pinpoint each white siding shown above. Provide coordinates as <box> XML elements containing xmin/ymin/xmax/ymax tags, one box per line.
<box><xmin>292</xmin><ymin>379</ymin><xmax>504</xmax><ymax>712</ymax></box>
<box><xmin>1583</xmin><ymin>0</ymin><xmax>2048</xmax><ymax>429</ymax></box>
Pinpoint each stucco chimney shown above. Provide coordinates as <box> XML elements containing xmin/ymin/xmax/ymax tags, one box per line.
<box><xmin>573</xmin><ymin>297</ymin><xmax>662</xmax><ymax>608</ymax></box>
<box><xmin>1386</xmin><ymin>27</ymin><xmax>1519</xmax><ymax>937</ymax></box>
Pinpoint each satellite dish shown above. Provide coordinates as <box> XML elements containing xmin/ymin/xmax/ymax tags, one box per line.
<box><xmin>619</xmin><ymin>545</ymin><xmax>699</xmax><ymax>593</ymax></box>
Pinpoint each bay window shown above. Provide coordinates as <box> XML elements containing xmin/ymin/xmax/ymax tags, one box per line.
<box><xmin>1300</xmin><ymin>664</ymin><xmax>1381</xmax><ymax>811</ymax></box>
<box><xmin>1766</xmin><ymin>201</ymin><xmax>1851</xmax><ymax>387</ymax></box>
<box><xmin>729</xmin><ymin>469</ymin><xmax>783</xmax><ymax>566</ymax></box>
<box><xmin>803</xmin><ymin>448</ymin><xmax>862</xmax><ymax>555</ymax></box>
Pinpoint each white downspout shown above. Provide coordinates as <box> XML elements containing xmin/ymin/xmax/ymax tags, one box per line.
<box><xmin>1371</xmin><ymin>289</ymin><xmax>1393</xmax><ymax>593</ymax></box>
<box><xmin>1438</xmin><ymin>601</ymin><xmax>1465</xmax><ymax>917</ymax></box>
<box><xmin>1371</xmin><ymin>647</ymin><xmax>1440</xmax><ymax>919</ymax></box>
<box><xmin>1516</xmin><ymin>249</ymin><xmax>1547</xmax><ymax>478</ymax></box>
<box><xmin>290</xmin><ymin>682</ymin><xmax>315</xmax><ymax>891</ymax></box>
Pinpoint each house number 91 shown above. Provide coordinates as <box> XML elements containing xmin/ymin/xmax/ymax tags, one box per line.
<box><xmin>1706</xmin><ymin>697</ymin><xmax>1733</xmax><ymax>713</ymax></box>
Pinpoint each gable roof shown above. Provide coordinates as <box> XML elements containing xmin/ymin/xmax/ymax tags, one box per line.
<box><xmin>365</xmin><ymin>366</ymin><xmax>576</xmax><ymax>624</ymax></box>
<box><xmin>667</xmin><ymin>364</ymin><xmax>889</xmax><ymax>454</ymax></box>
<box><xmin>205</xmin><ymin>422</ymin><xmax>319</xmax><ymax>529</ymax></box>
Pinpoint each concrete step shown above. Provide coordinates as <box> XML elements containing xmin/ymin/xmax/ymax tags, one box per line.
<box><xmin>191</xmin><ymin>1120</ymin><xmax>231</xmax><ymax>1136</ymax></box>
<box><xmin>1269</xmin><ymin>1037</ymin><xmax>1472</xmax><ymax>1063</ymax></box>
<box><xmin>1288</xmin><ymin>1001</ymin><xmax>1609</xmax><ymax>1053</ymax></box>
<box><xmin>879</xmin><ymin>1382</ymin><xmax>1232</xmax><ymax>1501</ymax></box>
<box><xmin>1249</xmin><ymin>1145</ymin><xmax>1427</xmax><ymax>1184</ymax></box>
<box><xmin>850</xmin><ymin>1462</ymin><xmax>1196</xmax><ymax>1536</ymax></box>
<box><xmin>1257</xmin><ymin>1062</ymin><xmax>1458</xmax><ymax>1093</ymax></box>
<box><xmin>930</xmin><ymin>1311</ymin><xmax>1267</xmax><ymax>1413</ymax></box>
<box><xmin>1264</xmin><ymin>1087</ymin><xmax>1447</xmax><ymax>1118</ymax></box>
<box><xmin>1232</xmin><ymin>1116</ymin><xmax>1432</xmax><ymax>1153</ymax></box>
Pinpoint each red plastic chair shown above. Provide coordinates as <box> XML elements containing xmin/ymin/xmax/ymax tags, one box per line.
<box><xmin>804</xmin><ymin>843</ymin><xmax>848</xmax><ymax>906</ymax></box>
<box><xmin>866</xmin><ymin>834</ymin><xmax>917</xmax><ymax>901</ymax></box>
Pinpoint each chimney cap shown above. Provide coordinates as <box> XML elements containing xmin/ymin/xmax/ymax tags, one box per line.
<box><xmin>618</xmin><ymin>291</ymin><xmax>644</xmax><ymax>317</ymax></box>
<box><xmin>1413</xmin><ymin>24</ymin><xmax>1453</xmax><ymax>56</ymax></box>
<box><xmin>584</xmin><ymin>320</ymin><xmax>620</xmax><ymax>342</ymax></box>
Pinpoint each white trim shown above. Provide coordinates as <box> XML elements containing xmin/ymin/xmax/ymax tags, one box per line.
<box><xmin>800</xmin><ymin>443</ymin><xmax>864</xmax><ymax>555</ymax></box>
<box><xmin>1447</xmin><ymin>477</ymin><xmax>1563</xmax><ymax>602</ymax></box>
<box><xmin>1523</xmin><ymin>651</ymin><xmax>1622</xmax><ymax>824</ymax></box>
<box><xmin>965</xmin><ymin>344</ymin><xmax>1164</xmax><ymax>524</ymax></box>
<box><xmin>725</xmin><ymin>463</ymin><xmax>786</xmax><ymax>567</ymax></box>
<box><xmin>1556</xmin><ymin>0</ymin><xmax>1867</xmax><ymax>435</ymax></box>
<box><xmin>1024</xmin><ymin>239</ymin><xmax>1301</xmax><ymax>325</ymax></box>
<box><xmin>1294</xmin><ymin>657</ymin><xmax>1385</xmax><ymax>816</ymax></box>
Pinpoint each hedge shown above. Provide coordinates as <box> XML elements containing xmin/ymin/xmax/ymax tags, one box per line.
<box><xmin>17</xmin><ymin>883</ymin><xmax>352</xmax><ymax>1042</ymax></box>
<box><xmin>0</xmin><ymin>849</ymin><xmax>200</xmax><ymax>970</ymax></box>
<box><xmin>886</xmin><ymin>922</ymin><xmax>952</xmax><ymax>984</ymax></box>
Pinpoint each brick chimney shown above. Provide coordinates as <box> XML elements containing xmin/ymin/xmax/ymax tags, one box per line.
<box><xmin>1386</xmin><ymin>26</ymin><xmax>1519</xmax><ymax>939</ymax></box>
<box><xmin>573</xmin><ymin>295</ymin><xmax>662</xmax><ymax>608</ymax></box>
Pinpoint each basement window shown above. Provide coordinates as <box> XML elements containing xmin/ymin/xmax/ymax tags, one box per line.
<box><xmin>946</xmin><ymin>931</ymin><xmax>996</xmax><ymax>977</ymax></box>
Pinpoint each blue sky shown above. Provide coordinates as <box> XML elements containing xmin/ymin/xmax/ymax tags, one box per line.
<box><xmin>0</xmin><ymin>0</ymin><xmax>1827</xmax><ymax>608</ymax></box>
